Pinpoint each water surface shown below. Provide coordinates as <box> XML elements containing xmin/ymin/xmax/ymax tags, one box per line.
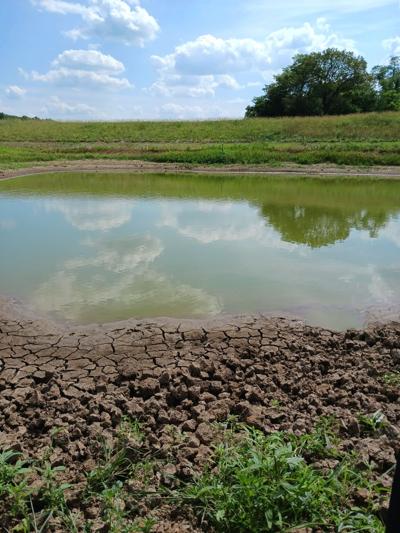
<box><xmin>1</xmin><ymin>173</ymin><xmax>399</xmax><ymax>329</ymax></box>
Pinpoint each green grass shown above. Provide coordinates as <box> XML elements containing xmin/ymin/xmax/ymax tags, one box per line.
<box><xmin>180</xmin><ymin>421</ymin><xmax>388</xmax><ymax>532</ymax></box>
<box><xmin>1</xmin><ymin>140</ymin><xmax>400</xmax><ymax>168</ymax></box>
<box><xmin>0</xmin><ymin>113</ymin><xmax>399</xmax><ymax>143</ymax></box>
<box><xmin>0</xmin><ymin>112</ymin><xmax>399</xmax><ymax>169</ymax></box>
<box><xmin>0</xmin><ymin>419</ymin><xmax>390</xmax><ymax>532</ymax></box>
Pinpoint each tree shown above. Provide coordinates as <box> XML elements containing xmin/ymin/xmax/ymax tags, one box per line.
<box><xmin>246</xmin><ymin>48</ymin><xmax>376</xmax><ymax>117</ymax></box>
<box><xmin>372</xmin><ymin>56</ymin><xmax>400</xmax><ymax>111</ymax></box>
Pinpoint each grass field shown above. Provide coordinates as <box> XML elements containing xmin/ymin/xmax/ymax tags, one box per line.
<box><xmin>0</xmin><ymin>112</ymin><xmax>399</xmax><ymax>169</ymax></box>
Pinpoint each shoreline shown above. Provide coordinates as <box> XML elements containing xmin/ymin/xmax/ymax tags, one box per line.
<box><xmin>2</xmin><ymin>159</ymin><xmax>400</xmax><ymax>181</ymax></box>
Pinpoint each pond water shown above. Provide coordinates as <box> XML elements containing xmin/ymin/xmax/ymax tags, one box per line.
<box><xmin>0</xmin><ymin>173</ymin><xmax>400</xmax><ymax>329</ymax></box>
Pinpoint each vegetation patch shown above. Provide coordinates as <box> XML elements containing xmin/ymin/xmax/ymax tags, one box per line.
<box><xmin>0</xmin><ymin>420</ymin><xmax>390</xmax><ymax>532</ymax></box>
<box><xmin>181</xmin><ymin>421</ymin><xmax>388</xmax><ymax>532</ymax></box>
<box><xmin>1</xmin><ymin>112</ymin><xmax>399</xmax><ymax>170</ymax></box>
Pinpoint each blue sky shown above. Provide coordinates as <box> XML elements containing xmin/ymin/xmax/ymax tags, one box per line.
<box><xmin>1</xmin><ymin>0</ymin><xmax>399</xmax><ymax>120</ymax></box>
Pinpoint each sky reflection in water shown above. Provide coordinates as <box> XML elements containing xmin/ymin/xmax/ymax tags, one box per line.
<box><xmin>0</xmin><ymin>173</ymin><xmax>399</xmax><ymax>329</ymax></box>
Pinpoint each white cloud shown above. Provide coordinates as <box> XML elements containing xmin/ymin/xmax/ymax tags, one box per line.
<box><xmin>33</xmin><ymin>234</ymin><xmax>220</xmax><ymax>322</ymax></box>
<box><xmin>159</xmin><ymin>201</ymin><xmax>299</xmax><ymax>251</ymax></box>
<box><xmin>65</xmin><ymin>235</ymin><xmax>164</xmax><ymax>273</ymax></box>
<box><xmin>150</xmin><ymin>20</ymin><xmax>355</xmax><ymax>97</ymax></box>
<box><xmin>44</xmin><ymin>199</ymin><xmax>134</xmax><ymax>231</ymax></box>
<box><xmin>32</xmin><ymin>0</ymin><xmax>160</xmax><ymax>47</ymax></box>
<box><xmin>367</xmin><ymin>264</ymin><xmax>395</xmax><ymax>304</ymax></box>
<box><xmin>379</xmin><ymin>218</ymin><xmax>400</xmax><ymax>247</ymax></box>
<box><xmin>41</xmin><ymin>96</ymin><xmax>98</xmax><ymax>117</ymax></box>
<box><xmin>53</xmin><ymin>49</ymin><xmax>125</xmax><ymax>72</ymax></box>
<box><xmin>25</xmin><ymin>49</ymin><xmax>132</xmax><ymax>90</ymax></box>
<box><xmin>383</xmin><ymin>36</ymin><xmax>400</xmax><ymax>56</ymax></box>
<box><xmin>5</xmin><ymin>85</ymin><xmax>27</xmax><ymax>99</ymax></box>
<box><xmin>32</xmin><ymin>0</ymin><xmax>95</xmax><ymax>17</ymax></box>
<box><xmin>151</xmin><ymin>74</ymin><xmax>240</xmax><ymax>98</ymax></box>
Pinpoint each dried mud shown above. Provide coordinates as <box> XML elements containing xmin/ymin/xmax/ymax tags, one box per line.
<box><xmin>1</xmin><ymin>296</ymin><xmax>399</xmax><ymax>530</ymax></box>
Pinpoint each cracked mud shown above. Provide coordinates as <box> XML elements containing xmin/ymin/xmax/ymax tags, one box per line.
<box><xmin>1</xmin><ymin>296</ymin><xmax>400</xmax><ymax>530</ymax></box>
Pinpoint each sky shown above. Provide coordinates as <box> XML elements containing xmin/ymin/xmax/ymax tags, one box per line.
<box><xmin>0</xmin><ymin>0</ymin><xmax>399</xmax><ymax>120</ymax></box>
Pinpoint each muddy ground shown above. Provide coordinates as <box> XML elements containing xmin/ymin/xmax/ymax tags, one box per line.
<box><xmin>1</xmin><ymin>296</ymin><xmax>400</xmax><ymax>530</ymax></box>
<box><xmin>2</xmin><ymin>159</ymin><xmax>400</xmax><ymax>181</ymax></box>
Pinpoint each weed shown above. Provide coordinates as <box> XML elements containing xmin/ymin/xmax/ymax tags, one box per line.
<box><xmin>358</xmin><ymin>411</ymin><xmax>387</xmax><ymax>434</ymax></box>
<box><xmin>270</xmin><ymin>399</ymin><xmax>282</xmax><ymax>409</ymax></box>
<box><xmin>380</xmin><ymin>372</ymin><xmax>400</xmax><ymax>386</ymax></box>
<box><xmin>179</xmin><ymin>424</ymin><xmax>387</xmax><ymax>532</ymax></box>
<box><xmin>86</xmin><ymin>418</ymin><xmax>147</xmax><ymax>493</ymax></box>
<box><xmin>0</xmin><ymin>450</ymin><xmax>32</xmax><ymax>519</ymax></box>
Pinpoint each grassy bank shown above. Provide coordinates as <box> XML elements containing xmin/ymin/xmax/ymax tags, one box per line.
<box><xmin>1</xmin><ymin>419</ymin><xmax>389</xmax><ymax>532</ymax></box>
<box><xmin>0</xmin><ymin>112</ymin><xmax>399</xmax><ymax>169</ymax></box>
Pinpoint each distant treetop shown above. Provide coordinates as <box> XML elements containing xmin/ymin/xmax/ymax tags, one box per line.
<box><xmin>246</xmin><ymin>49</ymin><xmax>400</xmax><ymax>117</ymax></box>
<box><xmin>0</xmin><ymin>112</ymin><xmax>41</xmax><ymax>120</ymax></box>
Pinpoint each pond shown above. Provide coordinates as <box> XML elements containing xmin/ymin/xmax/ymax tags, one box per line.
<box><xmin>0</xmin><ymin>172</ymin><xmax>399</xmax><ymax>329</ymax></box>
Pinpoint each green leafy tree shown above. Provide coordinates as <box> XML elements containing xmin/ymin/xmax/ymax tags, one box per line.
<box><xmin>246</xmin><ymin>48</ymin><xmax>376</xmax><ymax>117</ymax></box>
<box><xmin>372</xmin><ymin>56</ymin><xmax>400</xmax><ymax>111</ymax></box>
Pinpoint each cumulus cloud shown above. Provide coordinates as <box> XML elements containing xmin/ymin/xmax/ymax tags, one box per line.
<box><xmin>5</xmin><ymin>85</ymin><xmax>27</xmax><ymax>99</ymax></box>
<box><xmin>53</xmin><ymin>49</ymin><xmax>125</xmax><ymax>72</ymax></box>
<box><xmin>383</xmin><ymin>36</ymin><xmax>400</xmax><ymax>56</ymax></box>
<box><xmin>41</xmin><ymin>96</ymin><xmax>98</xmax><ymax>118</ymax></box>
<box><xmin>33</xmin><ymin>234</ymin><xmax>220</xmax><ymax>322</ymax></box>
<box><xmin>44</xmin><ymin>199</ymin><xmax>134</xmax><ymax>231</ymax></box>
<box><xmin>150</xmin><ymin>19</ymin><xmax>355</xmax><ymax>97</ymax></box>
<box><xmin>151</xmin><ymin>74</ymin><xmax>240</xmax><ymax>98</ymax></box>
<box><xmin>25</xmin><ymin>49</ymin><xmax>132</xmax><ymax>90</ymax></box>
<box><xmin>65</xmin><ymin>235</ymin><xmax>164</xmax><ymax>273</ymax></box>
<box><xmin>158</xmin><ymin>201</ymin><xmax>299</xmax><ymax>251</ymax></box>
<box><xmin>379</xmin><ymin>218</ymin><xmax>400</xmax><ymax>248</ymax></box>
<box><xmin>32</xmin><ymin>0</ymin><xmax>160</xmax><ymax>46</ymax></box>
<box><xmin>367</xmin><ymin>264</ymin><xmax>396</xmax><ymax>305</ymax></box>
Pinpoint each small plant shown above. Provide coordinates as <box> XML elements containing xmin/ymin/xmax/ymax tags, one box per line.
<box><xmin>0</xmin><ymin>450</ymin><xmax>32</xmax><ymax>519</ymax></box>
<box><xmin>380</xmin><ymin>372</ymin><xmax>400</xmax><ymax>386</ymax></box>
<box><xmin>86</xmin><ymin>445</ymin><xmax>132</xmax><ymax>493</ymax></box>
<box><xmin>96</xmin><ymin>480</ymin><xmax>156</xmax><ymax>532</ymax></box>
<box><xmin>87</xmin><ymin>418</ymin><xmax>146</xmax><ymax>493</ymax></box>
<box><xmin>358</xmin><ymin>410</ymin><xmax>387</xmax><ymax>434</ymax></box>
<box><xmin>270</xmin><ymin>399</ymin><xmax>282</xmax><ymax>409</ymax></box>
<box><xmin>34</xmin><ymin>460</ymin><xmax>78</xmax><ymax>532</ymax></box>
<box><xmin>0</xmin><ymin>449</ymin><xmax>31</xmax><ymax>488</ymax></box>
<box><xmin>117</xmin><ymin>418</ymin><xmax>145</xmax><ymax>445</ymax></box>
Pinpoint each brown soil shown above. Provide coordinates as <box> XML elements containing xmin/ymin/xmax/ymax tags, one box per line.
<box><xmin>0</xmin><ymin>296</ymin><xmax>399</xmax><ymax>530</ymax></box>
<box><xmin>2</xmin><ymin>159</ymin><xmax>400</xmax><ymax>180</ymax></box>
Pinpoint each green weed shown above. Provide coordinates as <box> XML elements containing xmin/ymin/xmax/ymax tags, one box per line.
<box><xmin>380</xmin><ymin>372</ymin><xmax>400</xmax><ymax>386</ymax></box>
<box><xmin>358</xmin><ymin>411</ymin><xmax>388</xmax><ymax>434</ymax></box>
<box><xmin>179</xmin><ymin>423</ymin><xmax>387</xmax><ymax>532</ymax></box>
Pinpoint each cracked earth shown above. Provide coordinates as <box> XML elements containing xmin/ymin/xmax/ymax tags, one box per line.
<box><xmin>1</xmin><ymin>295</ymin><xmax>400</xmax><ymax>530</ymax></box>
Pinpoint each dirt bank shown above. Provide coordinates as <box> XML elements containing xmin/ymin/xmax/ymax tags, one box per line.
<box><xmin>2</xmin><ymin>159</ymin><xmax>400</xmax><ymax>181</ymax></box>
<box><xmin>0</xmin><ymin>296</ymin><xmax>399</xmax><ymax>530</ymax></box>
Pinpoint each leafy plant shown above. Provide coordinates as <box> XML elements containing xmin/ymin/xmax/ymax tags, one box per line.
<box><xmin>380</xmin><ymin>372</ymin><xmax>400</xmax><ymax>386</ymax></box>
<box><xmin>179</xmin><ymin>424</ymin><xmax>386</xmax><ymax>532</ymax></box>
<box><xmin>358</xmin><ymin>411</ymin><xmax>387</xmax><ymax>434</ymax></box>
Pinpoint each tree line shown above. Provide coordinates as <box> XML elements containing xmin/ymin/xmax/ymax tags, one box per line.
<box><xmin>246</xmin><ymin>49</ymin><xmax>400</xmax><ymax>117</ymax></box>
